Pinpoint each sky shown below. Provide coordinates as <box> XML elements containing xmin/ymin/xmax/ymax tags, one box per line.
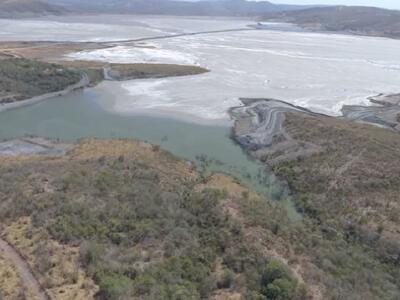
<box><xmin>269</xmin><ymin>0</ymin><xmax>400</xmax><ymax>9</ymax></box>
<box><xmin>190</xmin><ymin>0</ymin><xmax>400</xmax><ymax>10</ymax></box>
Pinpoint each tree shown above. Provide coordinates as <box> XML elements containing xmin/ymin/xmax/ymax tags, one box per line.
<box><xmin>260</xmin><ymin>260</ymin><xmax>297</xmax><ymax>300</ymax></box>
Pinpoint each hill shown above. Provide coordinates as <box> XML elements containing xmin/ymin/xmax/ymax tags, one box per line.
<box><xmin>0</xmin><ymin>58</ymin><xmax>82</xmax><ymax>104</ymax></box>
<box><xmin>0</xmin><ymin>0</ymin><xmax>65</xmax><ymax>18</ymax></box>
<box><xmin>47</xmin><ymin>0</ymin><xmax>310</xmax><ymax>16</ymax></box>
<box><xmin>0</xmin><ymin>138</ymin><xmax>311</xmax><ymax>300</ymax></box>
<box><xmin>231</xmin><ymin>99</ymin><xmax>400</xmax><ymax>299</ymax></box>
<box><xmin>263</xmin><ymin>6</ymin><xmax>400</xmax><ymax>39</ymax></box>
<box><xmin>2</xmin><ymin>118</ymin><xmax>400</xmax><ymax>299</ymax></box>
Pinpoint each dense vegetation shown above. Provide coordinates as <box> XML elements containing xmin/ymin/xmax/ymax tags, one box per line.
<box><xmin>0</xmin><ymin>58</ymin><xmax>81</xmax><ymax>103</ymax></box>
<box><xmin>270</xmin><ymin>113</ymin><xmax>400</xmax><ymax>299</ymax></box>
<box><xmin>106</xmin><ymin>63</ymin><xmax>208</xmax><ymax>81</ymax></box>
<box><xmin>2</xmin><ymin>114</ymin><xmax>399</xmax><ymax>299</ymax></box>
<box><xmin>0</xmin><ymin>140</ymin><xmax>305</xmax><ymax>300</ymax></box>
<box><xmin>52</xmin><ymin>60</ymin><xmax>208</xmax><ymax>85</ymax></box>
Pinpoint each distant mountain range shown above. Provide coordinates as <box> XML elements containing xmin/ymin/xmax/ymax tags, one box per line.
<box><xmin>0</xmin><ymin>0</ymin><xmax>65</xmax><ymax>17</ymax></box>
<box><xmin>2</xmin><ymin>0</ymin><xmax>400</xmax><ymax>40</ymax></box>
<box><xmin>263</xmin><ymin>6</ymin><xmax>400</xmax><ymax>39</ymax></box>
<box><xmin>46</xmin><ymin>0</ymin><xmax>311</xmax><ymax>16</ymax></box>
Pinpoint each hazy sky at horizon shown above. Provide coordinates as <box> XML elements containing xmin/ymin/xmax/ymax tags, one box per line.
<box><xmin>269</xmin><ymin>0</ymin><xmax>400</xmax><ymax>9</ymax></box>
<box><xmin>189</xmin><ymin>0</ymin><xmax>400</xmax><ymax>9</ymax></box>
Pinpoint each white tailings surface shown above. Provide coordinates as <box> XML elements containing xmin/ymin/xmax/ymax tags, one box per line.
<box><xmin>3</xmin><ymin>15</ymin><xmax>400</xmax><ymax>123</ymax></box>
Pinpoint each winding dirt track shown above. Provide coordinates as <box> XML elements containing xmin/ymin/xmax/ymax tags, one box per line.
<box><xmin>0</xmin><ymin>238</ymin><xmax>50</xmax><ymax>300</ymax></box>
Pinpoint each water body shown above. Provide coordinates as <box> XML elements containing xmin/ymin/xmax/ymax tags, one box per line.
<box><xmin>0</xmin><ymin>87</ymin><xmax>285</xmax><ymax>202</ymax></box>
<box><xmin>3</xmin><ymin>15</ymin><xmax>380</xmax><ymax>221</ymax></box>
<box><xmin>0</xmin><ymin>90</ymin><xmax>301</xmax><ymax>219</ymax></box>
<box><xmin>71</xmin><ymin>23</ymin><xmax>400</xmax><ymax>121</ymax></box>
<box><xmin>3</xmin><ymin>16</ymin><xmax>400</xmax><ymax>122</ymax></box>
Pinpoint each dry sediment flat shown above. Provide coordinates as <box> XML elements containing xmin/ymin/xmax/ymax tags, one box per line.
<box><xmin>0</xmin><ymin>41</ymin><xmax>108</xmax><ymax>61</ymax></box>
<box><xmin>0</xmin><ymin>137</ymin><xmax>72</xmax><ymax>156</ymax></box>
<box><xmin>342</xmin><ymin>93</ymin><xmax>400</xmax><ymax>132</ymax></box>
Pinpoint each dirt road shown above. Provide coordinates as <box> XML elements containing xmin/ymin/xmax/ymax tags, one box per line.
<box><xmin>0</xmin><ymin>239</ymin><xmax>50</xmax><ymax>300</ymax></box>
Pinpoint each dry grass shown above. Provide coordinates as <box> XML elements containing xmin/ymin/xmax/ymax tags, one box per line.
<box><xmin>53</xmin><ymin>60</ymin><xmax>209</xmax><ymax>85</ymax></box>
<box><xmin>232</xmin><ymin>111</ymin><xmax>400</xmax><ymax>298</ymax></box>
<box><xmin>0</xmin><ymin>138</ymin><xmax>309</xmax><ymax>299</ymax></box>
<box><xmin>0</xmin><ymin>139</ymin><xmax>197</xmax><ymax>299</ymax></box>
<box><xmin>68</xmin><ymin>139</ymin><xmax>198</xmax><ymax>187</ymax></box>
<box><xmin>197</xmin><ymin>174</ymin><xmax>318</xmax><ymax>299</ymax></box>
<box><xmin>279</xmin><ymin>113</ymin><xmax>400</xmax><ymax>239</ymax></box>
<box><xmin>2</xmin><ymin>217</ymin><xmax>98</xmax><ymax>300</ymax></box>
<box><xmin>108</xmin><ymin>63</ymin><xmax>208</xmax><ymax>79</ymax></box>
<box><xmin>0</xmin><ymin>42</ymin><xmax>106</xmax><ymax>61</ymax></box>
<box><xmin>0</xmin><ymin>254</ymin><xmax>23</xmax><ymax>299</ymax></box>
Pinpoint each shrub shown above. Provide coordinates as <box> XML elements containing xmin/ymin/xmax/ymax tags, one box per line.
<box><xmin>260</xmin><ymin>260</ymin><xmax>297</xmax><ymax>300</ymax></box>
<box><xmin>80</xmin><ymin>241</ymin><xmax>104</xmax><ymax>268</ymax></box>
<box><xmin>217</xmin><ymin>270</ymin><xmax>234</xmax><ymax>289</ymax></box>
<box><xmin>97</xmin><ymin>274</ymin><xmax>133</xmax><ymax>300</ymax></box>
<box><xmin>264</xmin><ymin>278</ymin><xmax>296</xmax><ymax>300</ymax></box>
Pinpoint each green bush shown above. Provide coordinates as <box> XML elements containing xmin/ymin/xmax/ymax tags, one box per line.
<box><xmin>97</xmin><ymin>274</ymin><xmax>133</xmax><ymax>299</ymax></box>
<box><xmin>217</xmin><ymin>270</ymin><xmax>234</xmax><ymax>289</ymax></box>
<box><xmin>264</xmin><ymin>278</ymin><xmax>296</xmax><ymax>300</ymax></box>
<box><xmin>260</xmin><ymin>260</ymin><xmax>297</xmax><ymax>300</ymax></box>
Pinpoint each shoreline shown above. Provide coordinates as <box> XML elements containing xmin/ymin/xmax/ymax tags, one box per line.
<box><xmin>110</xmin><ymin>107</ymin><xmax>232</xmax><ymax>127</ymax></box>
<box><xmin>0</xmin><ymin>136</ymin><xmax>72</xmax><ymax>156</ymax></box>
<box><xmin>0</xmin><ymin>72</ymin><xmax>90</xmax><ymax>114</ymax></box>
<box><xmin>92</xmin><ymin>79</ymin><xmax>232</xmax><ymax>127</ymax></box>
<box><xmin>0</xmin><ymin>59</ymin><xmax>210</xmax><ymax>115</ymax></box>
<box><xmin>229</xmin><ymin>94</ymin><xmax>400</xmax><ymax>152</ymax></box>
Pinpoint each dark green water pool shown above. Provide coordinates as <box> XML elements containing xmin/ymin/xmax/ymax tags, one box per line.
<box><xmin>0</xmin><ymin>87</ymin><xmax>301</xmax><ymax>220</ymax></box>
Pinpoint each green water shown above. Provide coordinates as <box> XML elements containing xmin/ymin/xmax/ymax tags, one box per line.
<box><xmin>0</xmin><ymin>87</ymin><xmax>301</xmax><ymax>219</ymax></box>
